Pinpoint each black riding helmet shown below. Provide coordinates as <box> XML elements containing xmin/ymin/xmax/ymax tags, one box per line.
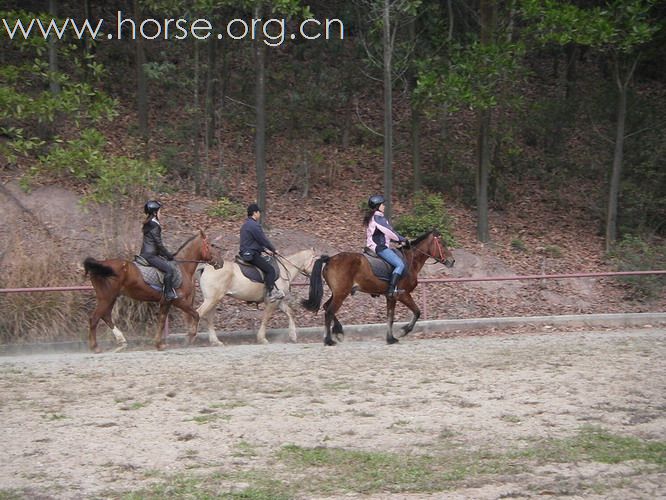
<box><xmin>144</xmin><ymin>200</ymin><xmax>162</xmax><ymax>216</ymax></box>
<box><xmin>368</xmin><ymin>195</ymin><xmax>385</xmax><ymax>210</ymax></box>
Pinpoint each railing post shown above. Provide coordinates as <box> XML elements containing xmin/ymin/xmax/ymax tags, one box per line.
<box><xmin>421</xmin><ymin>282</ymin><xmax>427</xmax><ymax>319</ymax></box>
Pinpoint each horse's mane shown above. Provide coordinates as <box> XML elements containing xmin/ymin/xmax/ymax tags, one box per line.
<box><xmin>409</xmin><ymin>229</ymin><xmax>439</xmax><ymax>247</ymax></box>
<box><xmin>173</xmin><ymin>233</ymin><xmax>198</xmax><ymax>256</ymax></box>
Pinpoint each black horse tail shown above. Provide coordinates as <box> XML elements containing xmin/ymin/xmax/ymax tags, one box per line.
<box><xmin>301</xmin><ymin>255</ymin><xmax>330</xmax><ymax>312</ymax></box>
<box><xmin>83</xmin><ymin>257</ymin><xmax>116</xmax><ymax>278</ymax></box>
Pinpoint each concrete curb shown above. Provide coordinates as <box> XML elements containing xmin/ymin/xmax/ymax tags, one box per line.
<box><xmin>174</xmin><ymin>311</ymin><xmax>666</xmax><ymax>345</ymax></box>
<box><xmin>2</xmin><ymin>312</ymin><xmax>664</xmax><ymax>355</ymax></box>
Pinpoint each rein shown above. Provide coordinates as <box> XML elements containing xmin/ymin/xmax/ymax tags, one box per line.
<box><xmin>274</xmin><ymin>252</ymin><xmax>312</xmax><ymax>279</ymax></box>
<box><xmin>410</xmin><ymin>236</ymin><xmax>447</xmax><ymax>264</ymax></box>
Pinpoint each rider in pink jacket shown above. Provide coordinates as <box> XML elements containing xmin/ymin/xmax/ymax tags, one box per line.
<box><xmin>363</xmin><ymin>195</ymin><xmax>408</xmax><ymax>297</ymax></box>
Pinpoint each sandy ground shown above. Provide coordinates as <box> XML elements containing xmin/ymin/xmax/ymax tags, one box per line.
<box><xmin>1</xmin><ymin>327</ymin><xmax>664</xmax><ymax>499</ymax></box>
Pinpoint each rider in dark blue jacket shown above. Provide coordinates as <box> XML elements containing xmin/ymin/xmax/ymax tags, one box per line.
<box><xmin>239</xmin><ymin>203</ymin><xmax>284</xmax><ymax>302</ymax></box>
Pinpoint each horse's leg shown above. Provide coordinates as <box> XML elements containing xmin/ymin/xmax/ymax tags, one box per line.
<box><xmin>155</xmin><ymin>301</ymin><xmax>171</xmax><ymax>350</ymax></box>
<box><xmin>322</xmin><ymin>297</ymin><xmax>335</xmax><ymax>346</ymax></box>
<box><xmin>279</xmin><ymin>300</ymin><xmax>298</xmax><ymax>343</ymax></box>
<box><xmin>386</xmin><ymin>297</ymin><xmax>399</xmax><ymax>345</ymax></box>
<box><xmin>196</xmin><ymin>269</ymin><xmax>229</xmax><ymax>346</ymax></box>
<box><xmin>256</xmin><ymin>301</ymin><xmax>277</xmax><ymax>344</ymax></box>
<box><xmin>88</xmin><ymin>297</ymin><xmax>119</xmax><ymax>353</ymax></box>
<box><xmin>332</xmin><ymin>315</ymin><xmax>344</xmax><ymax>342</ymax></box>
<box><xmin>184</xmin><ymin>302</ymin><xmax>202</xmax><ymax>347</ymax></box>
<box><xmin>195</xmin><ymin>298</ymin><xmax>222</xmax><ymax>346</ymax></box>
<box><xmin>397</xmin><ymin>293</ymin><xmax>421</xmax><ymax>338</ymax></box>
<box><xmin>324</xmin><ymin>293</ymin><xmax>348</xmax><ymax>347</ymax></box>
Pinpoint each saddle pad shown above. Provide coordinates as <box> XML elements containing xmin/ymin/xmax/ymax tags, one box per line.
<box><xmin>134</xmin><ymin>261</ymin><xmax>183</xmax><ymax>289</ymax></box>
<box><xmin>235</xmin><ymin>255</ymin><xmax>280</xmax><ymax>284</ymax></box>
<box><xmin>362</xmin><ymin>249</ymin><xmax>406</xmax><ymax>282</ymax></box>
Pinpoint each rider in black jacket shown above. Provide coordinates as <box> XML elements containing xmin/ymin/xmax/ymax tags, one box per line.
<box><xmin>140</xmin><ymin>200</ymin><xmax>177</xmax><ymax>301</ymax></box>
<box><xmin>239</xmin><ymin>203</ymin><xmax>284</xmax><ymax>302</ymax></box>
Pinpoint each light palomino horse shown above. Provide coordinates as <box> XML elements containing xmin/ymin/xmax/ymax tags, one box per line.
<box><xmin>195</xmin><ymin>248</ymin><xmax>316</xmax><ymax>344</ymax></box>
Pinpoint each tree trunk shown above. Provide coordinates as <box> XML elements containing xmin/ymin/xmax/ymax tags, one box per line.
<box><xmin>605</xmin><ymin>57</ymin><xmax>634</xmax><ymax>251</ymax></box>
<box><xmin>408</xmin><ymin>16</ymin><xmax>422</xmax><ymax>193</ymax></box>
<box><xmin>82</xmin><ymin>0</ymin><xmax>93</xmax><ymax>81</ymax></box>
<box><xmin>476</xmin><ymin>0</ymin><xmax>495</xmax><ymax>242</ymax></box>
<box><xmin>477</xmin><ymin>109</ymin><xmax>491</xmax><ymax>242</ymax></box>
<box><xmin>193</xmin><ymin>41</ymin><xmax>202</xmax><ymax>194</ymax></box>
<box><xmin>254</xmin><ymin>3</ymin><xmax>268</xmax><ymax>224</ymax></box>
<box><xmin>205</xmin><ymin>37</ymin><xmax>218</xmax><ymax>150</ymax></box>
<box><xmin>133</xmin><ymin>0</ymin><xmax>148</xmax><ymax>140</ymax></box>
<box><xmin>383</xmin><ymin>0</ymin><xmax>394</xmax><ymax>218</ymax></box>
<box><xmin>565</xmin><ymin>44</ymin><xmax>579</xmax><ymax>100</ymax></box>
<box><xmin>48</xmin><ymin>0</ymin><xmax>60</xmax><ymax>95</ymax></box>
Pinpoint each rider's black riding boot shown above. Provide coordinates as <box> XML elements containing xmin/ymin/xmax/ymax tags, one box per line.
<box><xmin>387</xmin><ymin>273</ymin><xmax>402</xmax><ymax>298</ymax></box>
<box><xmin>163</xmin><ymin>274</ymin><xmax>178</xmax><ymax>301</ymax></box>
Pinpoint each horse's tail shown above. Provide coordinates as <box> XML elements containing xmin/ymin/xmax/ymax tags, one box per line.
<box><xmin>83</xmin><ymin>257</ymin><xmax>116</xmax><ymax>278</ymax></box>
<box><xmin>301</xmin><ymin>255</ymin><xmax>330</xmax><ymax>312</ymax></box>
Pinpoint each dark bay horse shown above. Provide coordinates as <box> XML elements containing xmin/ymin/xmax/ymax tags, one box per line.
<box><xmin>83</xmin><ymin>229</ymin><xmax>212</xmax><ymax>353</ymax></box>
<box><xmin>302</xmin><ymin>230</ymin><xmax>455</xmax><ymax>346</ymax></box>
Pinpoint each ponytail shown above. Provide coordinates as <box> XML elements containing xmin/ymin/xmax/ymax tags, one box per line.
<box><xmin>362</xmin><ymin>209</ymin><xmax>375</xmax><ymax>227</ymax></box>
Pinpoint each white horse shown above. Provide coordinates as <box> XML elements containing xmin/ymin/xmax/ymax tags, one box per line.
<box><xmin>196</xmin><ymin>248</ymin><xmax>316</xmax><ymax>344</ymax></box>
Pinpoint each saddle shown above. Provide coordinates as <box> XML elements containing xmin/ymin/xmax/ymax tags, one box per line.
<box><xmin>133</xmin><ymin>256</ymin><xmax>183</xmax><ymax>290</ymax></box>
<box><xmin>234</xmin><ymin>254</ymin><xmax>281</xmax><ymax>284</ymax></box>
<box><xmin>362</xmin><ymin>247</ymin><xmax>406</xmax><ymax>282</ymax></box>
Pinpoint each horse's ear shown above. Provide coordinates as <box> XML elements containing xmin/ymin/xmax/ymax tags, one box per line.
<box><xmin>199</xmin><ymin>227</ymin><xmax>207</xmax><ymax>238</ymax></box>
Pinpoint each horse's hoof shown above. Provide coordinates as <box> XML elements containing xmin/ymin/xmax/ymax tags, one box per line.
<box><xmin>324</xmin><ymin>339</ymin><xmax>337</xmax><ymax>346</ymax></box>
<box><xmin>93</xmin><ymin>347</ymin><xmax>102</xmax><ymax>354</ymax></box>
<box><xmin>156</xmin><ymin>343</ymin><xmax>167</xmax><ymax>351</ymax></box>
<box><xmin>387</xmin><ymin>337</ymin><xmax>399</xmax><ymax>345</ymax></box>
<box><xmin>113</xmin><ymin>343</ymin><xmax>128</xmax><ymax>353</ymax></box>
<box><xmin>257</xmin><ymin>338</ymin><xmax>269</xmax><ymax>345</ymax></box>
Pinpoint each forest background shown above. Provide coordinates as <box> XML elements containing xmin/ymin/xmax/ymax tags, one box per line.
<box><xmin>0</xmin><ymin>0</ymin><xmax>664</xmax><ymax>344</ymax></box>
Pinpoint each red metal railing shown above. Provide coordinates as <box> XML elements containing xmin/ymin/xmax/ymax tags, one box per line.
<box><xmin>2</xmin><ymin>270</ymin><xmax>664</xmax><ymax>321</ymax></box>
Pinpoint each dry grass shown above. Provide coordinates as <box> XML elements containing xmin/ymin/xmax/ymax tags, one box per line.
<box><xmin>0</xmin><ymin>239</ymin><xmax>159</xmax><ymax>344</ymax></box>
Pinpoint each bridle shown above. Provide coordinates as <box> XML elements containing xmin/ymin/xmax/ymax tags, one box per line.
<box><xmin>173</xmin><ymin>236</ymin><xmax>214</xmax><ymax>264</ymax></box>
<box><xmin>410</xmin><ymin>235</ymin><xmax>450</xmax><ymax>265</ymax></box>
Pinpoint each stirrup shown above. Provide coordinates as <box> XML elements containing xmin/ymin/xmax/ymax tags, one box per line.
<box><xmin>268</xmin><ymin>289</ymin><xmax>285</xmax><ymax>302</ymax></box>
<box><xmin>164</xmin><ymin>288</ymin><xmax>178</xmax><ymax>301</ymax></box>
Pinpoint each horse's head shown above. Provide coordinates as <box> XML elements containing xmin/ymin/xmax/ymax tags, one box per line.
<box><xmin>198</xmin><ymin>229</ymin><xmax>213</xmax><ymax>262</ymax></box>
<box><xmin>412</xmin><ymin>230</ymin><xmax>455</xmax><ymax>268</ymax></box>
<box><xmin>177</xmin><ymin>230</ymin><xmax>213</xmax><ymax>263</ymax></box>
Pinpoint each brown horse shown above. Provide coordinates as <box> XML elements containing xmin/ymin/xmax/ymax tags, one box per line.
<box><xmin>302</xmin><ymin>230</ymin><xmax>455</xmax><ymax>346</ymax></box>
<box><xmin>83</xmin><ymin>229</ymin><xmax>212</xmax><ymax>353</ymax></box>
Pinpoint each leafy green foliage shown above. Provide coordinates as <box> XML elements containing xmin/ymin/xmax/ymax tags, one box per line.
<box><xmin>24</xmin><ymin>129</ymin><xmax>165</xmax><ymax>203</ymax></box>
<box><xmin>0</xmin><ymin>8</ymin><xmax>163</xmax><ymax>204</ymax></box>
<box><xmin>417</xmin><ymin>40</ymin><xmax>525</xmax><ymax>112</ymax></box>
<box><xmin>394</xmin><ymin>192</ymin><xmax>455</xmax><ymax>245</ymax></box>
<box><xmin>520</xmin><ymin>0</ymin><xmax>660</xmax><ymax>52</ymax></box>
<box><xmin>208</xmin><ymin>197</ymin><xmax>245</xmax><ymax>220</ymax></box>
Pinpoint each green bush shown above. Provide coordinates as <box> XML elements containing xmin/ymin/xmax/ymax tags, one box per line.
<box><xmin>394</xmin><ymin>192</ymin><xmax>456</xmax><ymax>246</ymax></box>
<box><xmin>208</xmin><ymin>197</ymin><xmax>245</xmax><ymax>220</ymax></box>
<box><xmin>608</xmin><ymin>235</ymin><xmax>666</xmax><ymax>300</ymax></box>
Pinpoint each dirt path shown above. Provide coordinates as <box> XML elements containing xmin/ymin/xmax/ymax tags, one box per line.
<box><xmin>1</xmin><ymin>328</ymin><xmax>664</xmax><ymax>499</ymax></box>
